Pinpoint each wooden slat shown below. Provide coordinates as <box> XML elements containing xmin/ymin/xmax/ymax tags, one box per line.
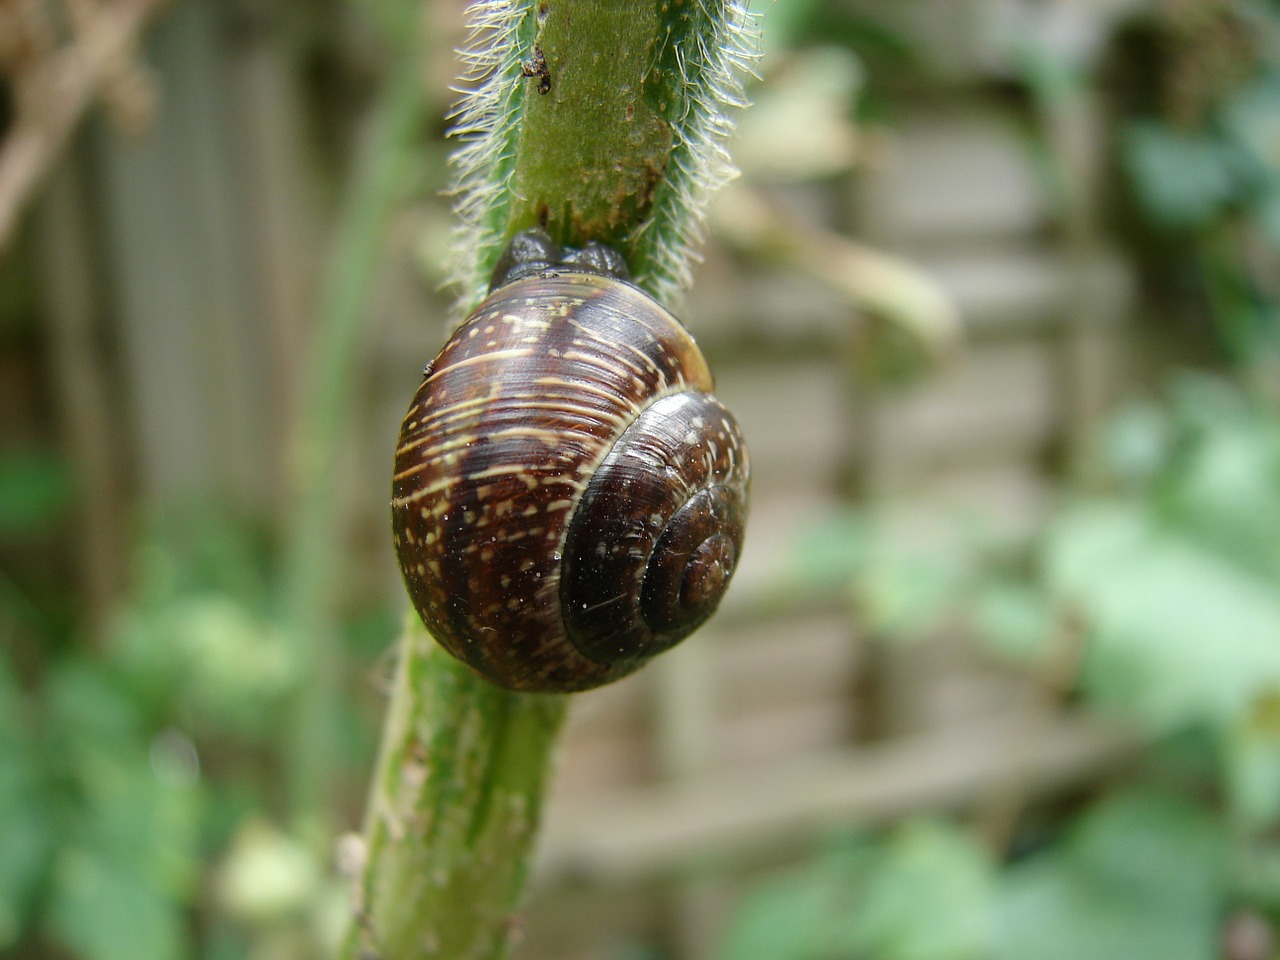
<box><xmin>536</xmin><ymin>710</ymin><xmax>1138</xmax><ymax>883</ymax></box>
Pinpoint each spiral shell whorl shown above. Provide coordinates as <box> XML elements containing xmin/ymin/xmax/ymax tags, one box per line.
<box><xmin>391</xmin><ymin>272</ymin><xmax>747</xmax><ymax>692</ymax></box>
<box><xmin>562</xmin><ymin>391</ymin><xmax>746</xmax><ymax>665</ymax></box>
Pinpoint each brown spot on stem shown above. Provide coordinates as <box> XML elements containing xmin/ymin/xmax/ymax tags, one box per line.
<box><xmin>520</xmin><ymin>44</ymin><xmax>552</xmax><ymax>94</ymax></box>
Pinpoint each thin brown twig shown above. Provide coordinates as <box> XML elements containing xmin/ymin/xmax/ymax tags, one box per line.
<box><xmin>0</xmin><ymin>1</ymin><xmax>57</xmax><ymax>75</ymax></box>
<box><xmin>0</xmin><ymin>0</ymin><xmax>166</xmax><ymax>252</ymax></box>
<box><xmin>710</xmin><ymin>183</ymin><xmax>962</xmax><ymax>361</ymax></box>
<box><xmin>62</xmin><ymin>0</ymin><xmax>157</xmax><ymax>133</ymax></box>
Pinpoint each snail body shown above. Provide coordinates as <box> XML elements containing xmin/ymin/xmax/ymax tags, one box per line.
<box><xmin>391</xmin><ymin>231</ymin><xmax>748</xmax><ymax>692</ymax></box>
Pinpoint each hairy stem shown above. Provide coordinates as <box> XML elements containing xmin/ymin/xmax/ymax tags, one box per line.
<box><xmin>340</xmin><ymin>2</ymin><xmax>757</xmax><ymax>956</ymax></box>
<box><xmin>449</xmin><ymin>0</ymin><xmax>756</xmax><ymax>311</ymax></box>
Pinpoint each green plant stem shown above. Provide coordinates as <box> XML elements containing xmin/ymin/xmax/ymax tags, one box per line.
<box><xmin>506</xmin><ymin>3</ymin><xmax>672</xmax><ymax>252</ymax></box>
<box><xmin>339</xmin><ymin>619</ymin><xmax>566</xmax><ymax>960</ymax></box>
<box><xmin>342</xmin><ymin>2</ymin><xmax>756</xmax><ymax>956</ymax></box>
<box><xmin>280</xmin><ymin>3</ymin><xmax>426</xmax><ymax>831</ymax></box>
<box><xmin>451</xmin><ymin>0</ymin><xmax>755</xmax><ymax>309</ymax></box>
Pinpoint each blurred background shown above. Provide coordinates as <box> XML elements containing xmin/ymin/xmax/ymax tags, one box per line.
<box><xmin>3</xmin><ymin>0</ymin><xmax>1280</xmax><ymax>958</ymax></box>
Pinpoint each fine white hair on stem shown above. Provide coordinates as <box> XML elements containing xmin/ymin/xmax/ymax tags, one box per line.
<box><xmin>635</xmin><ymin>0</ymin><xmax>760</xmax><ymax>308</ymax></box>
<box><xmin>444</xmin><ymin>0</ymin><xmax>533</xmax><ymax>316</ymax></box>
<box><xmin>444</xmin><ymin>0</ymin><xmax>761</xmax><ymax>315</ymax></box>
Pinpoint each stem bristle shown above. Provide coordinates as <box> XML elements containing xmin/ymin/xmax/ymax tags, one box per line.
<box><xmin>444</xmin><ymin>0</ymin><xmax>760</xmax><ymax>315</ymax></box>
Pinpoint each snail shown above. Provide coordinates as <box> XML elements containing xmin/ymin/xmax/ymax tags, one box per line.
<box><xmin>390</xmin><ymin>229</ymin><xmax>749</xmax><ymax>692</ymax></box>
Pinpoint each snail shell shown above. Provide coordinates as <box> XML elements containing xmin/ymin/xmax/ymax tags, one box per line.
<box><xmin>391</xmin><ymin>232</ymin><xmax>748</xmax><ymax>692</ymax></box>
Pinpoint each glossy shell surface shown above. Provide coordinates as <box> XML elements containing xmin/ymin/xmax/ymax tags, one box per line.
<box><xmin>391</xmin><ymin>271</ymin><xmax>748</xmax><ymax>691</ymax></box>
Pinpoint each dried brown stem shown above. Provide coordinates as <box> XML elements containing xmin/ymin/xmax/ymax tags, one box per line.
<box><xmin>0</xmin><ymin>0</ymin><xmax>165</xmax><ymax>252</ymax></box>
<box><xmin>711</xmin><ymin>184</ymin><xmax>961</xmax><ymax>360</ymax></box>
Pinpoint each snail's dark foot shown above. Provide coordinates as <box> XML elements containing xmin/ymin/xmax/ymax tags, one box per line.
<box><xmin>488</xmin><ymin>228</ymin><xmax>630</xmax><ymax>291</ymax></box>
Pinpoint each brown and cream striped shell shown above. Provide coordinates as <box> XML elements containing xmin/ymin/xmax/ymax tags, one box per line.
<box><xmin>390</xmin><ymin>240</ymin><xmax>749</xmax><ymax>692</ymax></box>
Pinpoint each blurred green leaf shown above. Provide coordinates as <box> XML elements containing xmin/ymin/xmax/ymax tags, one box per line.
<box><xmin>50</xmin><ymin>848</ymin><xmax>188</xmax><ymax>960</ymax></box>
<box><xmin>1097</xmin><ymin>402</ymin><xmax>1172</xmax><ymax>488</ymax></box>
<box><xmin>1164</xmin><ymin>374</ymin><xmax>1252</xmax><ymax>442</ymax></box>
<box><xmin>973</xmin><ymin>579</ymin><xmax>1053</xmax><ymax>664</ymax></box>
<box><xmin>215</xmin><ymin>820</ymin><xmax>322</xmax><ymax>924</ymax></box>
<box><xmin>1158</xmin><ymin>383</ymin><xmax>1280</xmax><ymax>582</ymax></box>
<box><xmin>0</xmin><ymin>647</ymin><xmax>26</xmax><ymax>743</ymax></box>
<box><xmin>1068</xmin><ymin>791</ymin><xmax>1225</xmax><ymax>900</ymax></box>
<box><xmin>717</xmin><ymin>837</ymin><xmax>873</xmax><ymax>960</ymax></box>
<box><xmin>0</xmin><ymin>752</ymin><xmax>55</xmax><ymax>948</ymax></box>
<box><xmin>719</xmin><ymin>823</ymin><xmax>993</xmax><ymax>960</ymax></box>
<box><xmin>754</xmin><ymin>0</ymin><xmax>827</xmax><ymax>60</ymax></box>
<box><xmin>49</xmin><ymin>751</ymin><xmax>198</xmax><ymax>960</ymax></box>
<box><xmin>78</xmin><ymin>762</ymin><xmax>198</xmax><ymax>887</ymax></box>
<box><xmin>33</xmin><ymin>653</ymin><xmax>201</xmax><ymax>960</ymax></box>
<box><xmin>46</xmin><ymin>659</ymin><xmax>147</xmax><ymax>764</ymax></box>
<box><xmin>171</xmin><ymin>595</ymin><xmax>296</xmax><ymax>732</ymax></box>
<box><xmin>855</xmin><ymin>547</ymin><xmax>965</xmax><ymax>644</ymax></box>
<box><xmin>131</xmin><ymin>510</ymin><xmax>276</xmax><ymax>611</ymax></box>
<box><xmin>1256</xmin><ymin>184</ymin><xmax>1280</xmax><ymax>247</ymax></box>
<box><xmin>115</xmin><ymin>592</ymin><xmax>297</xmax><ymax>740</ymax></box>
<box><xmin>994</xmin><ymin>791</ymin><xmax>1226</xmax><ymax>960</ymax></box>
<box><xmin>735</xmin><ymin>46</ymin><xmax>862</xmax><ymax>181</ymax></box>
<box><xmin>1122</xmin><ymin>122</ymin><xmax>1238</xmax><ymax>229</ymax></box>
<box><xmin>1239</xmin><ymin>839</ymin><xmax>1280</xmax><ymax>910</ymax></box>
<box><xmin>1012</xmin><ymin>37</ymin><xmax>1087</xmax><ymax>109</ymax></box>
<box><xmin>0</xmin><ymin>451</ymin><xmax>73</xmax><ymax>537</ymax></box>
<box><xmin>852</xmin><ymin>820</ymin><xmax>994</xmax><ymax>960</ymax></box>
<box><xmin>1218</xmin><ymin>74</ymin><xmax>1280</xmax><ymax>184</ymax></box>
<box><xmin>0</xmin><ymin>656</ymin><xmax>54</xmax><ymax>948</ymax></box>
<box><xmin>1224</xmin><ymin>696</ymin><xmax>1280</xmax><ymax>831</ymax></box>
<box><xmin>789</xmin><ymin>511</ymin><xmax>872</xmax><ymax>592</ymax></box>
<box><xmin>1045</xmin><ymin>501</ymin><xmax>1280</xmax><ymax>729</ymax></box>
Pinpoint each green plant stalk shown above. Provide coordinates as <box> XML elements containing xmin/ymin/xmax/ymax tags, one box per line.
<box><xmin>339</xmin><ymin>618</ymin><xmax>566</xmax><ymax>960</ymax></box>
<box><xmin>280</xmin><ymin>2</ymin><xmax>427</xmax><ymax>830</ymax></box>
<box><xmin>341</xmin><ymin>2</ymin><xmax>757</xmax><ymax>956</ymax></box>
<box><xmin>450</xmin><ymin>0</ymin><xmax>755</xmax><ymax>311</ymax></box>
<box><xmin>505</xmin><ymin>4</ymin><xmax>675</xmax><ymax>251</ymax></box>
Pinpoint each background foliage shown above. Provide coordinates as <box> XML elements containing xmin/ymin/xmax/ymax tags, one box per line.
<box><xmin>719</xmin><ymin>2</ymin><xmax>1280</xmax><ymax>958</ymax></box>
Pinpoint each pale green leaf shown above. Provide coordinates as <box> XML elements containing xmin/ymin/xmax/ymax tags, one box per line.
<box><xmin>1224</xmin><ymin>705</ymin><xmax>1280</xmax><ymax>831</ymax></box>
<box><xmin>973</xmin><ymin>580</ymin><xmax>1054</xmax><ymax>663</ymax></box>
<box><xmin>1097</xmin><ymin>402</ymin><xmax>1172</xmax><ymax>487</ymax></box>
<box><xmin>716</xmin><ymin>838</ymin><xmax>875</xmax><ymax>960</ymax></box>
<box><xmin>853</xmin><ymin>820</ymin><xmax>994</xmax><ymax>960</ymax></box>
<box><xmin>49</xmin><ymin>850</ymin><xmax>187</xmax><ymax>960</ymax></box>
<box><xmin>1160</xmin><ymin>404</ymin><xmax>1280</xmax><ymax>582</ymax></box>
<box><xmin>717</xmin><ymin>869</ymin><xmax>850</xmax><ymax>960</ymax></box>
<box><xmin>1122</xmin><ymin>122</ymin><xmax>1238</xmax><ymax>229</ymax></box>
<box><xmin>0</xmin><ymin>752</ymin><xmax>53</xmax><ymax>947</ymax></box>
<box><xmin>994</xmin><ymin>792</ymin><xmax>1226</xmax><ymax>960</ymax></box>
<box><xmin>1046</xmin><ymin>502</ymin><xmax>1280</xmax><ymax>729</ymax></box>
<box><xmin>855</xmin><ymin>549</ymin><xmax>965</xmax><ymax>644</ymax></box>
